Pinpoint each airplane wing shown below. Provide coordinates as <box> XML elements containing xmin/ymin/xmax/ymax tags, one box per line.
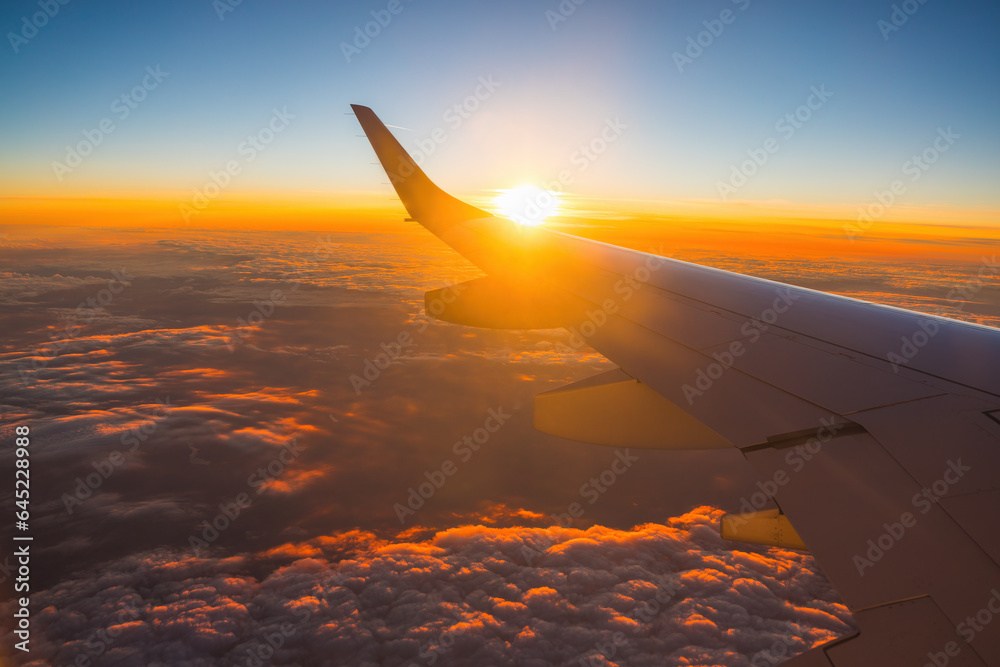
<box><xmin>351</xmin><ymin>104</ymin><xmax>1000</xmax><ymax>666</ymax></box>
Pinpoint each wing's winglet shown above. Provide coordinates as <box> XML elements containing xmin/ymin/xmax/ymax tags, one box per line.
<box><xmin>351</xmin><ymin>105</ymin><xmax>493</xmax><ymax>237</ymax></box>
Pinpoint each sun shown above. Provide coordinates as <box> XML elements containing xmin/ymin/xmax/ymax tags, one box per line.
<box><xmin>492</xmin><ymin>184</ymin><xmax>561</xmax><ymax>226</ymax></box>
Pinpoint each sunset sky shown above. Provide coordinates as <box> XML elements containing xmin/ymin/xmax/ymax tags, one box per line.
<box><xmin>1</xmin><ymin>1</ymin><xmax>999</xmax><ymax>665</ymax></box>
<box><xmin>2</xmin><ymin>0</ymin><xmax>999</xmax><ymax>220</ymax></box>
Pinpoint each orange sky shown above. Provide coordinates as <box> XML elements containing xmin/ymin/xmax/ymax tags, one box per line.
<box><xmin>3</xmin><ymin>194</ymin><xmax>998</xmax><ymax>266</ymax></box>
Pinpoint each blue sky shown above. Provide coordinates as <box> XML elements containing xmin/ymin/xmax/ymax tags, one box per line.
<box><xmin>1</xmin><ymin>0</ymin><xmax>998</xmax><ymax>210</ymax></box>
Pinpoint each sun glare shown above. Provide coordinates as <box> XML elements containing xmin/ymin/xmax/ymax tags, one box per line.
<box><xmin>492</xmin><ymin>185</ymin><xmax>561</xmax><ymax>226</ymax></box>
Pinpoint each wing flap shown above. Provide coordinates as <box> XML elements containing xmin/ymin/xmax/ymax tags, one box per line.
<box><xmin>533</xmin><ymin>368</ymin><xmax>732</xmax><ymax>450</ymax></box>
<box><xmin>720</xmin><ymin>509</ymin><xmax>807</xmax><ymax>550</ymax></box>
<box><xmin>424</xmin><ymin>276</ymin><xmax>580</xmax><ymax>329</ymax></box>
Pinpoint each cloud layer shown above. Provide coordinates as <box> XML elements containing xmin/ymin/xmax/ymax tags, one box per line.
<box><xmin>8</xmin><ymin>507</ymin><xmax>854</xmax><ymax>667</ymax></box>
<box><xmin>6</xmin><ymin>225</ymin><xmax>990</xmax><ymax>665</ymax></box>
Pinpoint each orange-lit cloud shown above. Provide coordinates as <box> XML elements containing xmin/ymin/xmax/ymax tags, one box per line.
<box><xmin>12</xmin><ymin>507</ymin><xmax>855</xmax><ymax>666</ymax></box>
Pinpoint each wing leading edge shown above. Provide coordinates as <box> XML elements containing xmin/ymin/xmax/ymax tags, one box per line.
<box><xmin>352</xmin><ymin>104</ymin><xmax>1000</xmax><ymax>666</ymax></box>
